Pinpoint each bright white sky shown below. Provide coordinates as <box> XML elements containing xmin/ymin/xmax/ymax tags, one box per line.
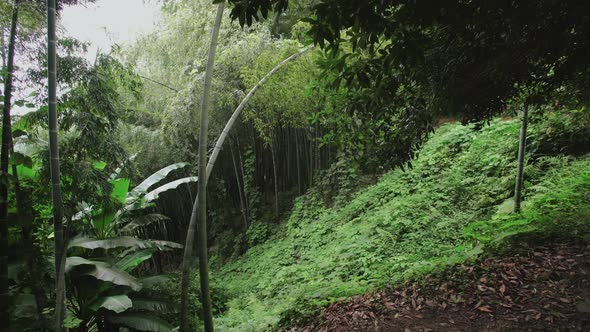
<box><xmin>60</xmin><ymin>0</ymin><xmax>161</xmax><ymax>58</ymax></box>
<box><xmin>14</xmin><ymin>0</ymin><xmax>161</xmax><ymax>115</ymax></box>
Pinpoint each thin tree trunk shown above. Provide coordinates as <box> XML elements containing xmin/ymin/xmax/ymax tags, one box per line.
<box><xmin>286</xmin><ymin>128</ymin><xmax>291</xmax><ymax>188</ymax></box>
<box><xmin>230</xmin><ymin>142</ymin><xmax>248</xmax><ymax>230</ymax></box>
<box><xmin>0</xmin><ymin>2</ymin><xmax>19</xmax><ymax>330</ymax></box>
<box><xmin>180</xmin><ymin>3</ymin><xmax>224</xmax><ymax>332</ymax></box>
<box><xmin>514</xmin><ymin>103</ymin><xmax>528</xmax><ymax>213</ymax></box>
<box><xmin>295</xmin><ymin>130</ymin><xmax>302</xmax><ymax>194</ymax></box>
<box><xmin>47</xmin><ymin>0</ymin><xmax>67</xmax><ymax>330</ymax></box>
<box><xmin>179</xmin><ymin>44</ymin><xmax>312</xmax><ymax>330</ymax></box>
<box><xmin>270</xmin><ymin>137</ymin><xmax>279</xmax><ymax>218</ymax></box>
<box><xmin>236</xmin><ymin>137</ymin><xmax>250</xmax><ymax>219</ymax></box>
<box><xmin>310</xmin><ymin>130</ymin><xmax>314</xmax><ymax>181</ymax></box>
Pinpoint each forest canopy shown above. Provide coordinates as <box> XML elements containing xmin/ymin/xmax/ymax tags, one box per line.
<box><xmin>1</xmin><ymin>0</ymin><xmax>590</xmax><ymax>331</ymax></box>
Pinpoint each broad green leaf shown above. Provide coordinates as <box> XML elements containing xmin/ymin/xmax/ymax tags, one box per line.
<box><xmin>68</xmin><ymin>236</ymin><xmax>181</xmax><ymax>251</ymax></box>
<box><xmin>111</xmin><ymin>178</ymin><xmax>130</xmax><ymax>204</ymax></box>
<box><xmin>93</xmin><ymin>161</ymin><xmax>107</xmax><ymax>170</ymax></box>
<box><xmin>127</xmin><ymin>162</ymin><xmax>190</xmax><ymax>203</ymax></box>
<box><xmin>149</xmin><ymin>240</ymin><xmax>183</xmax><ymax>251</ymax></box>
<box><xmin>143</xmin><ymin>177</ymin><xmax>197</xmax><ymax>202</ymax></box>
<box><xmin>139</xmin><ymin>274</ymin><xmax>174</xmax><ymax>288</ymax></box>
<box><xmin>107</xmin><ymin>313</ymin><xmax>174</xmax><ymax>332</ymax></box>
<box><xmin>92</xmin><ymin>210</ymin><xmax>116</xmax><ymax>234</ymax></box>
<box><xmin>12</xmin><ymin>129</ymin><xmax>28</xmax><ymax>138</ymax></box>
<box><xmin>8</xmin><ymin>152</ymin><xmax>33</xmax><ymax>168</ymax></box>
<box><xmin>130</xmin><ymin>298</ymin><xmax>176</xmax><ymax>313</ymax></box>
<box><xmin>65</xmin><ymin>256</ymin><xmax>109</xmax><ymax>273</ymax></box>
<box><xmin>66</xmin><ymin>257</ymin><xmax>142</xmax><ymax>291</ymax></box>
<box><xmin>14</xmin><ymin>165</ymin><xmax>36</xmax><ymax>179</ymax></box>
<box><xmin>68</xmin><ymin>236</ymin><xmax>151</xmax><ymax>250</ymax></box>
<box><xmin>120</xmin><ymin>214</ymin><xmax>171</xmax><ymax>234</ymax></box>
<box><xmin>83</xmin><ymin>266</ymin><xmax>142</xmax><ymax>291</ymax></box>
<box><xmin>90</xmin><ymin>295</ymin><xmax>133</xmax><ymax>313</ymax></box>
<box><xmin>115</xmin><ymin>249</ymin><xmax>155</xmax><ymax>272</ymax></box>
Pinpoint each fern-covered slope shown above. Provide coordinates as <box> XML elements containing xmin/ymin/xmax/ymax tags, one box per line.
<box><xmin>205</xmin><ymin>119</ymin><xmax>589</xmax><ymax>331</ymax></box>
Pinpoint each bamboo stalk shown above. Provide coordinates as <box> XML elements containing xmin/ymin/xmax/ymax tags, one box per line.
<box><xmin>514</xmin><ymin>103</ymin><xmax>529</xmax><ymax>212</ymax></box>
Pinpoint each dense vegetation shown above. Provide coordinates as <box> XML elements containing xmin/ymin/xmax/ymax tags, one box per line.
<box><xmin>1</xmin><ymin>0</ymin><xmax>589</xmax><ymax>331</ymax></box>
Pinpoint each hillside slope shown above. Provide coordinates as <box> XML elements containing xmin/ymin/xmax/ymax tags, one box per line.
<box><xmin>203</xmin><ymin>119</ymin><xmax>590</xmax><ymax>331</ymax></box>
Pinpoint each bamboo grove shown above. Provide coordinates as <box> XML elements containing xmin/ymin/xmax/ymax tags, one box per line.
<box><xmin>1</xmin><ymin>0</ymin><xmax>590</xmax><ymax>331</ymax></box>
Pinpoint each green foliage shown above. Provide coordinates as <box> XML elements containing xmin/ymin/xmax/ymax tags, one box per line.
<box><xmin>464</xmin><ymin>157</ymin><xmax>590</xmax><ymax>245</ymax></box>
<box><xmin>529</xmin><ymin>106</ymin><xmax>590</xmax><ymax>156</ymax></box>
<box><xmin>201</xmin><ymin>116</ymin><xmax>590</xmax><ymax>331</ymax></box>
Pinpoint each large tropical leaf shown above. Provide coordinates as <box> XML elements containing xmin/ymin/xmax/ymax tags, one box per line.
<box><xmin>65</xmin><ymin>256</ymin><xmax>108</xmax><ymax>272</ymax></box>
<box><xmin>66</xmin><ymin>256</ymin><xmax>142</xmax><ymax>291</ymax></box>
<box><xmin>69</xmin><ymin>236</ymin><xmax>182</xmax><ymax>251</ymax></box>
<box><xmin>139</xmin><ymin>274</ymin><xmax>174</xmax><ymax>288</ymax></box>
<box><xmin>111</xmin><ymin>178</ymin><xmax>130</xmax><ymax>205</ymax></box>
<box><xmin>127</xmin><ymin>162</ymin><xmax>190</xmax><ymax>203</ymax></box>
<box><xmin>69</xmin><ymin>236</ymin><xmax>151</xmax><ymax>250</ymax></box>
<box><xmin>142</xmin><ymin>176</ymin><xmax>197</xmax><ymax>202</ymax></box>
<box><xmin>90</xmin><ymin>295</ymin><xmax>132</xmax><ymax>314</ymax></box>
<box><xmin>120</xmin><ymin>214</ymin><xmax>171</xmax><ymax>234</ymax></box>
<box><xmin>115</xmin><ymin>249</ymin><xmax>155</xmax><ymax>272</ymax></box>
<box><xmin>107</xmin><ymin>313</ymin><xmax>174</xmax><ymax>332</ymax></box>
<box><xmin>149</xmin><ymin>240</ymin><xmax>183</xmax><ymax>251</ymax></box>
<box><xmin>129</xmin><ymin>298</ymin><xmax>177</xmax><ymax>313</ymax></box>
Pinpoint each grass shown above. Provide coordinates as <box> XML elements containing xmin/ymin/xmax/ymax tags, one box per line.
<box><xmin>195</xmin><ymin>118</ymin><xmax>590</xmax><ymax>331</ymax></box>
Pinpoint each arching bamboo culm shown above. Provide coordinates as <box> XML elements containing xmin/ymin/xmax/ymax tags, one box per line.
<box><xmin>179</xmin><ymin>44</ymin><xmax>314</xmax><ymax>331</ymax></box>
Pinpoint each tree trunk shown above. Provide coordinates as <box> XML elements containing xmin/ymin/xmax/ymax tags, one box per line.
<box><xmin>237</xmin><ymin>138</ymin><xmax>250</xmax><ymax>219</ymax></box>
<box><xmin>48</xmin><ymin>0</ymin><xmax>67</xmax><ymax>329</ymax></box>
<box><xmin>0</xmin><ymin>2</ymin><xmax>19</xmax><ymax>330</ymax></box>
<box><xmin>514</xmin><ymin>103</ymin><xmax>528</xmax><ymax>213</ymax></box>
<box><xmin>180</xmin><ymin>3</ymin><xmax>224</xmax><ymax>332</ymax></box>
<box><xmin>179</xmin><ymin>43</ymin><xmax>313</xmax><ymax>331</ymax></box>
<box><xmin>270</xmin><ymin>137</ymin><xmax>279</xmax><ymax>218</ymax></box>
<box><xmin>286</xmin><ymin>128</ymin><xmax>291</xmax><ymax>189</ymax></box>
<box><xmin>295</xmin><ymin>130</ymin><xmax>302</xmax><ymax>194</ymax></box>
<box><xmin>230</xmin><ymin>141</ymin><xmax>248</xmax><ymax>230</ymax></box>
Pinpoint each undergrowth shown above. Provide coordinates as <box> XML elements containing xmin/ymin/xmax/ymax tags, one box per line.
<box><xmin>192</xmin><ymin>116</ymin><xmax>590</xmax><ymax>331</ymax></box>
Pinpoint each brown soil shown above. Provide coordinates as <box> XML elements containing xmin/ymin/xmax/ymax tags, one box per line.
<box><xmin>296</xmin><ymin>243</ymin><xmax>590</xmax><ymax>332</ymax></box>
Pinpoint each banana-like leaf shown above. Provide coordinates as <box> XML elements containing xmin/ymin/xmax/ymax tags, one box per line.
<box><xmin>66</xmin><ymin>257</ymin><xmax>142</xmax><ymax>291</ymax></box>
<box><xmin>139</xmin><ymin>274</ymin><xmax>174</xmax><ymax>288</ymax></box>
<box><xmin>106</xmin><ymin>313</ymin><xmax>174</xmax><ymax>332</ymax></box>
<box><xmin>143</xmin><ymin>177</ymin><xmax>197</xmax><ymax>202</ymax></box>
<box><xmin>9</xmin><ymin>151</ymin><xmax>33</xmax><ymax>168</ymax></box>
<box><xmin>127</xmin><ymin>163</ymin><xmax>190</xmax><ymax>203</ymax></box>
<box><xmin>90</xmin><ymin>295</ymin><xmax>132</xmax><ymax>313</ymax></box>
<box><xmin>149</xmin><ymin>240</ymin><xmax>183</xmax><ymax>251</ymax></box>
<box><xmin>115</xmin><ymin>249</ymin><xmax>155</xmax><ymax>272</ymax></box>
<box><xmin>111</xmin><ymin>178</ymin><xmax>130</xmax><ymax>205</ymax></box>
<box><xmin>65</xmin><ymin>256</ymin><xmax>108</xmax><ymax>272</ymax></box>
<box><xmin>69</xmin><ymin>236</ymin><xmax>151</xmax><ymax>250</ymax></box>
<box><xmin>120</xmin><ymin>214</ymin><xmax>171</xmax><ymax>234</ymax></box>
<box><xmin>129</xmin><ymin>298</ymin><xmax>177</xmax><ymax>313</ymax></box>
<box><xmin>69</xmin><ymin>236</ymin><xmax>182</xmax><ymax>251</ymax></box>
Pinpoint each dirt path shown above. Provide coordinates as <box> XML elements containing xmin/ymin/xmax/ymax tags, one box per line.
<box><xmin>297</xmin><ymin>243</ymin><xmax>590</xmax><ymax>331</ymax></box>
